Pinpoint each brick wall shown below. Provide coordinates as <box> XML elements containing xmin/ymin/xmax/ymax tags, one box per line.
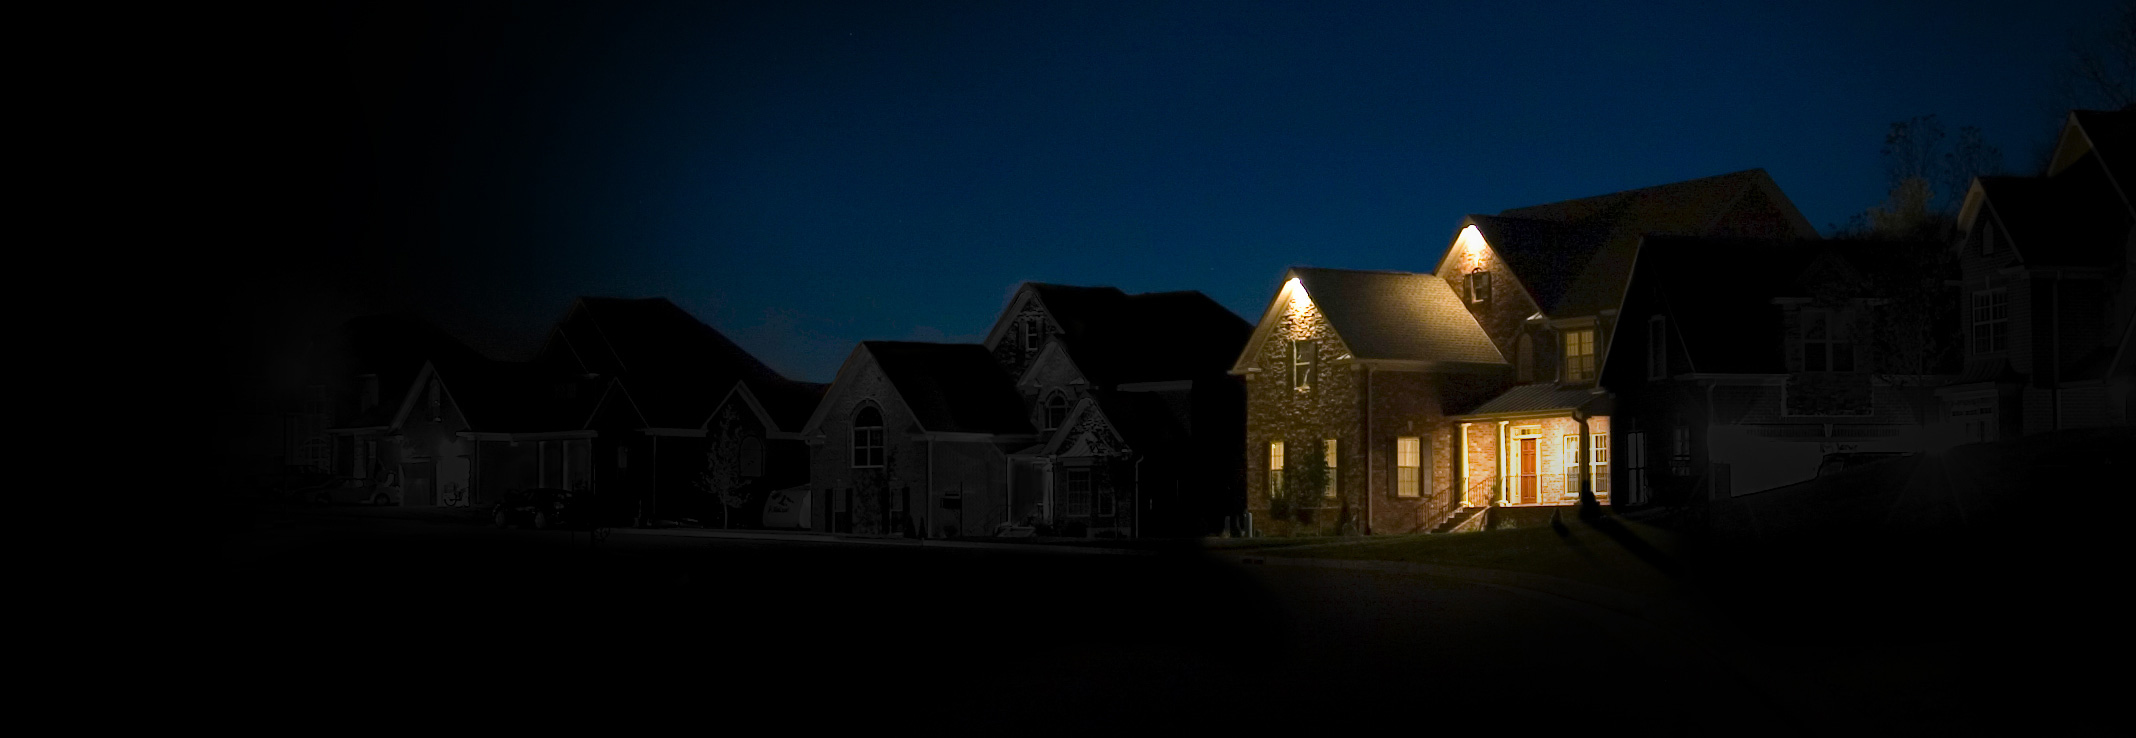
<box><xmin>1243</xmin><ymin>290</ymin><xmax>1361</xmax><ymax>536</ymax></box>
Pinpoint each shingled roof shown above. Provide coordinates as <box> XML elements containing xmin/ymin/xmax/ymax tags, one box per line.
<box><xmin>1457</xmin><ymin>169</ymin><xmax>1817</xmax><ymax>318</ymax></box>
<box><xmin>1004</xmin><ymin>283</ymin><xmax>1252</xmax><ymax>386</ymax></box>
<box><xmin>1250</xmin><ymin>267</ymin><xmax>1505</xmax><ymax>368</ymax></box>
<box><xmin>2064</xmin><ymin>108</ymin><xmax>2136</xmax><ymax>212</ymax></box>
<box><xmin>1977</xmin><ymin>153</ymin><xmax>2130</xmax><ymax>269</ymax></box>
<box><xmin>325</xmin><ymin>313</ymin><xmax>489</xmax><ymax>429</ymax></box>
<box><xmin>719</xmin><ymin>377</ymin><xmax>828</xmax><ymax>435</ymax></box>
<box><xmin>865</xmin><ymin>341</ymin><xmax>1035</xmax><ymax>435</ymax></box>
<box><xmin>542</xmin><ymin>297</ymin><xmax>787</xmax><ymax>429</ymax></box>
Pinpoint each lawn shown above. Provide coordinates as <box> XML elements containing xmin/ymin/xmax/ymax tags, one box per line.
<box><xmin>1245</xmin><ymin>511</ymin><xmax>1694</xmax><ymax>600</ymax></box>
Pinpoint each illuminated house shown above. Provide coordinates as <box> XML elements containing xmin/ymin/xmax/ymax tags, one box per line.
<box><xmin>1235</xmin><ymin>170</ymin><xmax>1821</xmax><ymax>534</ymax></box>
<box><xmin>800</xmin><ymin>341</ymin><xmax>1038</xmax><ymax>536</ymax></box>
<box><xmin>1942</xmin><ymin>109</ymin><xmax>2136</xmax><ymax>436</ymax></box>
<box><xmin>1232</xmin><ymin>268</ymin><xmax>1508</xmax><ymax>535</ymax></box>
<box><xmin>986</xmin><ymin>283</ymin><xmax>1251</xmax><ymax>538</ymax></box>
<box><xmin>1602</xmin><ymin>237</ymin><xmax>1956</xmax><ymax>504</ymax></box>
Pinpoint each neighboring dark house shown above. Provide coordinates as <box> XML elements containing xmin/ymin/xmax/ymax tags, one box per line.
<box><xmin>700</xmin><ymin>376</ymin><xmax>827</xmax><ymax>528</ymax></box>
<box><xmin>318</xmin><ymin>313</ymin><xmax>489</xmax><ymax>493</ymax></box>
<box><xmin>986</xmin><ymin>283</ymin><xmax>1252</xmax><ymax>538</ymax></box>
<box><xmin>1943</xmin><ymin>109</ymin><xmax>2136</xmax><ymax>437</ymax></box>
<box><xmin>382</xmin><ymin>356</ymin><xmax>599</xmax><ymax>508</ymax></box>
<box><xmin>1603</xmin><ymin>237</ymin><xmax>1957</xmax><ymax>505</ymax></box>
<box><xmin>1231</xmin><ymin>268</ymin><xmax>1509</xmax><ymax>536</ymax></box>
<box><xmin>537</xmin><ymin>297</ymin><xmax>790</xmax><ymax>525</ymax></box>
<box><xmin>800</xmin><ymin>341</ymin><xmax>1038</xmax><ymax>537</ymax></box>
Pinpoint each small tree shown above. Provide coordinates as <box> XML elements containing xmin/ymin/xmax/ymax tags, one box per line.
<box><xmin>695</xmin><ymin>405</ymin><xmax>752</xmax><ymax>529</ymax></box>
<box><xmin>1283</xmin><ymin>438</ymin><xmax>1331</xmax><ymax>530</ymax></box>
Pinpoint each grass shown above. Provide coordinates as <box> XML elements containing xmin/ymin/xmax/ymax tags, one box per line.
<box><xmin>1245</xmin><ymin>511</ymin><xmax>1693</xmax><ymax>600</ymax></box>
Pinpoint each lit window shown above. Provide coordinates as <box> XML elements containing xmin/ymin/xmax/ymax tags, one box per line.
<box><xmin>1971</xmin><ymin>289</ymin><xmax>2008</xmax><ymax>354</ymax></box>
<box><xmin>1592</xmin><ymin>433</ymin><xmax>1610</xmax><ymax>497</ymax></box>
<box><xmin>1468</xmin><ymin>270</ymin><xmax>1491</xmax><ymax>303</ymax></box>
<box><xmin>1291</xmin><ymin>340</ymin><xmax>1316</xmax><ymax>390</ymax></box>
<box><xmin>1324</xmin><ymin>438</ymin><xmax>1339</xmax><ymax>498</ymax></box>
<box><xmin>1396</xmin><ymin>436</ymin><xmax>1420</xmax><ymax>498</ymax></box>
<box><xmin>1269</xmin><ymin>441</ymin><xmax>1285</xmax><ymax>498</ymax></box>
<box><xmin>1043</xmin><ymin>392</ymin><xmax>1069</xmax><ymax>431</ymax></box>
<box><xmin>1647</xmin><ymin>316</ymin><xmax>1667</xmax><ymax>380</ymax></box>
<box><xmin>851</xmin><ymin>406</ymin><xmax>885</xmax><ymax>468</ymax></box>
<box><xmin>1564</xmin><ymin>329</ymin><xmax>1596</xmax><ymax>382</ymax></box>
<box><xmin>1802</xmin><ymin>309</ymin><xmax>1855</xmax><ymax>372</ymax></box>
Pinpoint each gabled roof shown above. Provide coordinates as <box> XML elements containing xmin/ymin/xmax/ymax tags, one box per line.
<box><xmin>1462</xmin><ymin>384</ymin><xmax>1603</xmax><ymax>417</ymax></box>
<box><xmin>1610</xmin><ymin>236</ymin><xmax>1925</xmax><ymax>376</ymax></box>
<box><xmin>988</xmin><ymin>282</ymin><xmax>1252</xmax><ymax>384</ymax></box>
<box><xmin>864</xmin><ymin>341</ymin><xmax>1035</xmax><ymax>435</ymax></box>
<box><xmin>1038</xmin><ymin>390</ymin><xmax>1189</xmax><ymax>457</ymax></box>
<box><xmin>1234</xmin><ymin>267</ymin><xmax>1507</xmax><ymax>372</ymax></box>
<box><xmin>324</xmin><ymin>312</ymin><xmax>489</xmax><ymax>426</ymax></box>
<box><xmin>542</xmin><ymin>297</ymin><xmax>787</xmax><ymax>428</ymax></box>
<box><xmin>712</xmin><ymin>378</ymin><xmax>828</xmax><ymax>437</ymax></box>
<box><xmin>1974</xmin><ymin>153</ymin><xmax>2130</xmax><ymax>268</ymax></box>
<box><xmin>2058</xmin><ymin>109</ymin><xmax>2136</xmax><ymax>214</ymax></box>
<box><xmin>1444</xmin><ymin>169</ymin><xmax>1818</xmax><ymax>318</ymax></box>
<box><xmin>390</xmin><ymin>358</ymin><xmax>597</xmax><ymax>434</ymax></box>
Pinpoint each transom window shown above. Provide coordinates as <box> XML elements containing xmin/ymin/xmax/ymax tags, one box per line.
<box><xmin>1468</xmin><ymin>270</ymin><xmax>1491</xmax><ymax>303</ymax></box>
<box><xmin>1290</xmin><ymin>339</ymin><xmax>1317</xmax><ymax>390</ymax></box>
<box><xmin>1268</xmin><ymin>441</ymin><xmax>1285</xmax><ymax>498</ymax></box>
<box><xmin>1971</xmin><ymin>289</ymin><xmax>2008</xmax><ymax>354</ymax></box>
<box><xmin>1396</xmin><ymin>436</ymin><xmax>1421</xmax><ymax>498</ymax></box>
<box><xmin>1802</xmin><ymin>309</ymin><xmax>1855</xmax><ymax>372</ymax></box>
<box><xmin>1043</xmin><ymin>391</ymin><xmax>1069</xmax><ymax>432</ymax></box>
<box><xmin>851</xmin><ymin>405</ymin><xmax>885</xmax><ymax>468</ymax></box>
<box><xmin>1563</xmin><ymin>329</ymin><xmax>1596</xmax><ymax>382</ymax></box>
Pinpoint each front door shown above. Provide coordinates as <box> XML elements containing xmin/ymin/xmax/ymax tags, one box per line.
<box><xmin>1518</xmin><ymin>438</ymin><xmax>1537</xmax><ymax>504</ymax></box>
<box><xmin>404</xmin><ymin>461</ymin><xmax>436</xmax><ymax>506</ymax></box>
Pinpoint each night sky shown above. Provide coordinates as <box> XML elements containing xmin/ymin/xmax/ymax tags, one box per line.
<box><xmin>230</xmin><ymin>0</ymin><xmax>2124</xmax><ymax>389</ymax></box>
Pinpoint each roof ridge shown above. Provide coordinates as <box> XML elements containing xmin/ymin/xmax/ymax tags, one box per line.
<box><xmin>1288</xmin><ymin>265</ymin><xmax>1430</xmax><ymax>277</ymax></box>
<box><xmin>1499</xmin><ymin>168</ymin><xmax>1767</xmax><ymax>216</ymax></box>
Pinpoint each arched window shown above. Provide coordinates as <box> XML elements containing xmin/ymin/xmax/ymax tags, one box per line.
<box><xmin>852</xmin><ymin>405</ymin><xmax>885</xmax><ymax>468</ymax></box>
<box><xmin>1043</xmin><ymin>392</ymin><xmax>1069</xmax><ymax>431</ymax></box>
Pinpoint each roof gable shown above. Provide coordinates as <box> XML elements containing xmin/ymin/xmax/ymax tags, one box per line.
<box><xmin>1232</xmin><ymin>267</ymin><xmax>1506</xmax><ymax>371</ymax></box>
<box><xmin>543</xmin><ymin>297</ymin><xmax>787</xmax><ymax>428</ymax></box>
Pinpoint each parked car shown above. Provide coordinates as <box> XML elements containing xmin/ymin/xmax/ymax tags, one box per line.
<box><xmin>1815</xmin><ymin>451</ymin><xmax>1910</xmax><ymax>478</ymax></box>
<box><xmin>493</xmin><ymin>487</ymin><xmax>580</xmax><ymax>530</ymax></box>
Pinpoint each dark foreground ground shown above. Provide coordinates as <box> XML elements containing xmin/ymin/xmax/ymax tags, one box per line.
<box><xmin>205</xmin><ymin>430</ymin><xmax>2126</xmax><ymax>735</ymax></box>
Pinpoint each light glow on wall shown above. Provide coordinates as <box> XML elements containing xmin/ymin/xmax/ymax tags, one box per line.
<box><xmin>1456</xmin><ymin>225</ymin><xmax>1489</xmax><ymax>271</ymax></box>
<box><xmin>1284</xmin><ymin>277</ymin><xmax>1316</xmax><ymax>340</ymax></box>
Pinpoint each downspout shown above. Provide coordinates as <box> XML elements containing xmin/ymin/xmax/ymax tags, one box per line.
<box><xmin>1363</xmin><ymin>364</ymin><xmax>1373</xmax><ymax>535</ymax></box>
<box><xmin>2052</xmin><ymin>273</ymin><xmax>2063</xmax><ymax>430</ymax></box>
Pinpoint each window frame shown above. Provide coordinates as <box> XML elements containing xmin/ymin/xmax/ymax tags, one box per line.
<box><xmin>1021</xmin><ymin>314</ymin><xmax>1043</xmax><ymax>354</ymax></box>
<box><xmin>1801</xmin><ymin>308</ymin><xmax>1856</xmax><ymax>372</ymax></box>
<box><xmin>1042</xmin><ymin>391</ymin><xmax>1069</xmax><ymax>432</ymax></box>
<box><xmin>1468</xmin><ymin>270</ymin><xmax>1491</xmax><ymax>304</ymax></box>
<box><xmin>1970</xmin><ymin>289</ymin><xmax>2008</xmax><ymax>355</ymax></box>
<box><xmin>1269</xmin><ymin>441</ymin><xmax>1285</xmax><ymax>498</ymax></box>
<box><xmin>1395</xmin><ymin>436</ymin><xmax>1421</xmax><ymax>498</ymax></box>
<box><xmin>1323</xmin><ymin>438</ymin><xmax>1339</xmax><ymax>499</ymax></box>
<box><xmin>851</xmin><ymin>405</ymin><xmax>886</xmax><ymax>468</ymax></box>
<box><xmin>1563</xmin><ymin>328</ymin><xmax>1596</xmax><ymax>382</ymax></box>
<box><xmin>1290</xmin><ymin>339</ymin><xmax>1317</xmax><ymax>390</ymax></box>
<box><xmin>1066</xmin><ymin>467</ymin><xmax>1092</xmax><ymax>517</ymax></box>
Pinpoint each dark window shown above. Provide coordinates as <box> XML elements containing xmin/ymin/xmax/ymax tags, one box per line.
<box><xmin>1670</xmin><ymin>426</ymin><xmax>1693</xmax><ymax>477</ymax></box>
<box><xmin>1290</xmin><ymin>340</ymin><xmax>1316</xmax><ymax>390</ymax></box>
<box><xmin>1971</xmin><ymin>290</ymin><xmax>2008</xmax><ymax>354</ymax></box>
<box><xmin>1066</xmin><ymin>468</ymin><xmax>1092</xmax><ymax>517</ymax></box>
<box><xmin>1096</xmin><ymin>486</ymin><xmax>1115</xmax><ymax>517</ymax></box>
<box><xmin>1468</xmin><ymin>270</ymin><xmax>1491</xmax><ymax>303</ymax></box>
<box><xmin>852</xmin><ymin>406</ymin><xmax>885</xmax><ymax>468</ymax></box>
<box><xmin>1043</xmin><ymin>392</ymin><xmax>1069</xmax><ymax>431</ymax></box>
<box><xmin>1021</xmin><ymin>315</ymin><xmax>1043</xmax><ymax>354</ymax></box>
<box><xmin>1802</xmin><ymin>310</ymin><xmax>1855</xmax><ymax>372</ymax></box>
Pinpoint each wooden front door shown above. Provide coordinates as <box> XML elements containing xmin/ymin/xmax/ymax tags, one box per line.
<box><xmin>1518</xmin><ymin>438</ymin><xmax>1537</xmax><ymax>504</ymax></box>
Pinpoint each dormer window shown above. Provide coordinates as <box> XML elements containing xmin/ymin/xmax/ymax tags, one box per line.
<box><xmin>1290</xmin><ymin>339</ymin><xmax>1316</xmax><ymax>390</ymax></box>
<box><xmin>1802</xmin><ymin>309</ymin><xmax>1855</xmax><ymax>372</ymax></box>
<box><xmin>1468</xmin><ymin>270</ymin><xmax>1491</xmax><ymax>304</ymax></box>
<box><xmin>1563</xmin><ymin>329</ymin><xmax>1596</xmax><ymax>382</ymax></box>
<box><xmin>1043</xmin><ymin>391</ymin><xmax>1069</xmax><ymax>431</ymax></box>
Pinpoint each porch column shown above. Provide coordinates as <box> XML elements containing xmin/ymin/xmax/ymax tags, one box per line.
<box><xmin>1574</xmin><ymin>409</ymin><xmax>1599</xmax><ymax>519</ymax></box>
<box><xmin>1496</xmin><ymin>421</ymin><xmax>1508</xmax><ymax>505</ymax></box>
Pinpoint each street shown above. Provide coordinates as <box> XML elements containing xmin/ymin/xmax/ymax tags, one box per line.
<box><xmin>209</xmin><ymin>509</ymin><xmax>1815</xmax><ymax>733</ymax></box>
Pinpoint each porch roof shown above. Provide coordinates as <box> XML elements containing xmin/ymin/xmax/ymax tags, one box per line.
<box><xmin>1462</xmin><ymin>383</ymin><xmax>1601</xmax><ymax>417</ymax></box>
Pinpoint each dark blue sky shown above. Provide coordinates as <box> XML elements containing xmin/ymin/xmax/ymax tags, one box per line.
<box><xmin>251</xmin><ymin>0</ymin><xmax>2124</xmax><ymax>385</ymax></box>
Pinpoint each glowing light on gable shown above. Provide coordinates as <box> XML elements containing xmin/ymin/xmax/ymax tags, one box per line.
<box><xmin>1456</xmin><ymin>224</ymin><xmax>1490</xmax><ymax>270</ymax></box>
